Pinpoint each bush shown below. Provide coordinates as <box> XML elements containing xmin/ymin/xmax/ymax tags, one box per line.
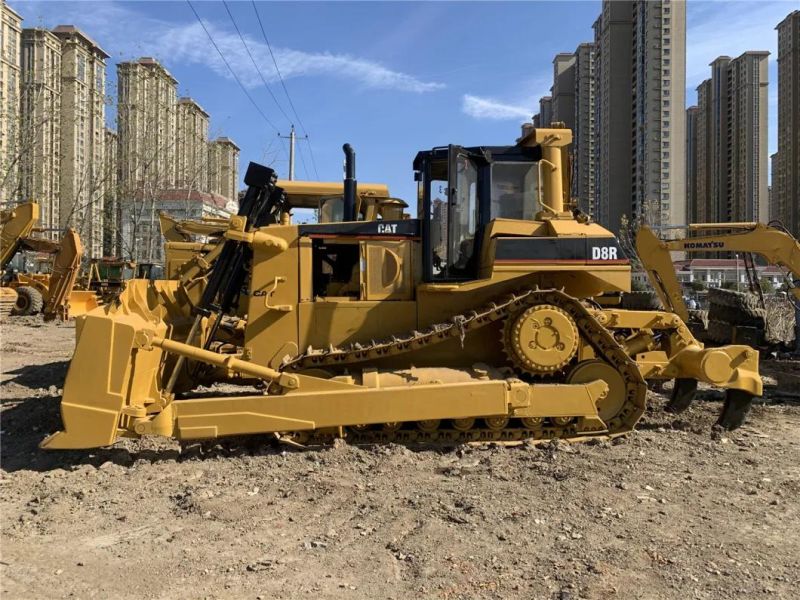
<box><xmin>689</xmin><ymin>281</ymin><xmax>705</xmax><ymax>291</ymax></box>
<box><xmin>760</xmin><ymin>279</ymin><xmax>775</xmax><ymax>294</ymax></box>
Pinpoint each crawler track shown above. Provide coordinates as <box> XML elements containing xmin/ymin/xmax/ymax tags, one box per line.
<box><xmin>284</xmin><ymin>289</ymin><xmax>647</xmax><ymax>443</ymax></box>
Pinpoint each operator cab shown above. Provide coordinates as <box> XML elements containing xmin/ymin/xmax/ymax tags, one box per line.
<box><xmin>414</xmin><ymin>145</ymin><xmax>542</xmax><ymax>281</ymax></box>
<box><xmin>298</xmin><ymin>144</ymin><xmax>544</xmax><ymax>301</ymax></box>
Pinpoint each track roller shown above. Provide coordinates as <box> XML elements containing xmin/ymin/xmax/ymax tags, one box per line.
<box><xmin>451</xmin><ymin>418</ymin><xmax>475</xmax><ymax>432</ymax></box>
<box><xmin>417</xmin><ymin>419</ymin><xmax>440</xmax><ymax>433</ymax></box>
<box><xmin>485</xmin><ymin>416</ymin><xmax>509</xmax><ymax>431</ymax></box>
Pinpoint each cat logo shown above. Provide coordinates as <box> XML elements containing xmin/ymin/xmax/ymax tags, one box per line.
<box><xmin>377</xmin><ymin>223</ymin><xmax>397</xmax><ymax>234</ymax></box>
<box><xmin>591</xmin><ymin>246</ymin><xmax>618</xmax><ymax>260</ymax></box>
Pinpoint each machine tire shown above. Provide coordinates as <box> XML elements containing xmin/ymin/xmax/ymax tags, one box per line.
<box><xmin>12</xmin><ymin>286</ymin><xmax>44</xmax><ymax>316</ymax></box>
<box><xmin>710</xmin><ymin>305</ymin><xmax>766</xmax><ymax>327</ymax></box>
<box><xmin>621</xmin><ymin>290</ymin><xmax>663</xmax><ymax>310</ymax></box>
<box><xmin>708</xmin><ymin>288</ymin><xmax>761</xmax><ymax>313</ymax></box>
<box><xmin>707</xmin><ymin>288</ymin><xmax>733</xmax><ymax>309</ymax></box>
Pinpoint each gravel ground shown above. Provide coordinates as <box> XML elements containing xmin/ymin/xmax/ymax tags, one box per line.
<box><xmin>1</xmin><ymin>318</ymin><xmax>799</xmax><ymax>600</ymax></box>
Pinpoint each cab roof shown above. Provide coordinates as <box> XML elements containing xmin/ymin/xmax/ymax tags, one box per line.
<box><xmin>413</xmin><ymin>145</ymin><xmax>541</xmax><ymax>171</ymax></box>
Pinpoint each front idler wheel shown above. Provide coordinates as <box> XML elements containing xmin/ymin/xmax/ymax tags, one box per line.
<box><xmin>716</xmin><ymin>389</ymin><xmax>755</xmax><ymax>430</ymax></box>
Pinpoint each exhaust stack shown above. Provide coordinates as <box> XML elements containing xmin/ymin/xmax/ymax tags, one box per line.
<box><xmin>343</xmin><ymin>143</ymin><xmax>357</xmax><ymax>221</ymax></box>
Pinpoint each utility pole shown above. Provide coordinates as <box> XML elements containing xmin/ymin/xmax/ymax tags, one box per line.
<box><xmin>279</xmin><ymin>125</ymin><xmax>308</xmax><ymax>181</ymax></box>
<box><xmin>735</xmin><ymin>253</ymin><xmax>740</xmax><ymax>292</ymax></box>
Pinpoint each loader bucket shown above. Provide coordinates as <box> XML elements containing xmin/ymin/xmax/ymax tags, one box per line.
<box><xmin>40</xmin><ymin>281</ymin><xmax>176</xmax><ymax>449</ymax></box>
<box><xmin>66</xmin><ymin>290</ymin><xmax>102</xmax><ymax>318</ymax></box>
<box><xmin>0</xmin><ymin>287</ymin><xmax>17</xmax><ymax>320</ymax></box>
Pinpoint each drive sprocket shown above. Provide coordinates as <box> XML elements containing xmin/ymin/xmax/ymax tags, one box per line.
<box><xmin>503</xmin><ymin>304</ymin><xmax>579</xmax><ymax>376</ymax></box>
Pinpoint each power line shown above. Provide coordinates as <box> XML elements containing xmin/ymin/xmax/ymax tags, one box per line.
<box><xmin>186</xmin><ymin>0</ymin><xmax>281</xmax><ymax>136</ymax></box>
<box><xmin>295</xmin><ymin>136</ymin><xmax>310</xmax><ymax>180</ymax></box>
<box><xmin>251</xmin><ymin>0</ymin><xmax>320</xmax><ymax>180</ymax></box>
<box><xmin>299</xmin><ymin>137</ymin><xmax>318</xmax><ymax>180</ymax></box>
<box><xmin>221</xmin><ymin>0</ymin><xmax>293</xmax><ymax>127</ymax></box>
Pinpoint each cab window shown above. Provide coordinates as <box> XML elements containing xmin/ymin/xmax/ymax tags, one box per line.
<box><xmin>319</xmin><ymin>197</ymin><xmax>344</xmax><ymax>223</ymax></box>
<box><xmin>490</xmin><ymin>161</ymin><xmax>538</xmax><ymax>220</ymax></box>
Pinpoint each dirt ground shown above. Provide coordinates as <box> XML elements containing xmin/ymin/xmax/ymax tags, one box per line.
<box><xmin>1</xmin><ymin>318</ymin><xmax>799</xmax><ymax>600</ymax></box>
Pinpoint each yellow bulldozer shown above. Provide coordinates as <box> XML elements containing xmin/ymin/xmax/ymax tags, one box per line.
<box><xmin>1</xmin><ymin>202</ymin><xmax>100</xmax><ymax>320</ymax></box>
<box><xmin>42</xmin><ymin>129</ymin><xmax>763</xmax><ymax>450</ymax></box>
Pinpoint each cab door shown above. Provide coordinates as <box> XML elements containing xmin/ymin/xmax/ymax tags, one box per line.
<box><xmin>445</xmin><ymin>146</ymin><xmax>480</xmax><ymax>278</ymax></box>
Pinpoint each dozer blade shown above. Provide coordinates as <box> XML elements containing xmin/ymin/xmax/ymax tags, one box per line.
<box><xmin>41</xmin><ymin>281</ymin><xmax>175</xmax><ymax>450</ymax></box>
<box><xmin>41</xmin><ymin>309</ymin><xmax>168</xmax><ymax>449</ymax></box>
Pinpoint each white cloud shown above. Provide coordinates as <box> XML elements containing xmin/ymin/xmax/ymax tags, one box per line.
<box><xmin>461</xmin><ymin>73</ymin><xmax>550</xmax><ymax>121</ymax></box>
<box><xmin>462</xmin><ymin>94</ymin><xmax>532</xmax><ymax>120</ymax></box>
<box><xmin>157</xmin><ymin>21</ymin><xmax>444</xmax><ymax>94</ymax></box>
<box><xmin>18</xmin><ymin>1</ymin><xmax>444</xmax><ymax>94</ymax></box>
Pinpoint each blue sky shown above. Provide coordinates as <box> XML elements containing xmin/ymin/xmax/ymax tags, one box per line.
<box><xmin>11</xmin><ymin>0</ymin><xmax>794</xmax><ymax>205</ymax></box>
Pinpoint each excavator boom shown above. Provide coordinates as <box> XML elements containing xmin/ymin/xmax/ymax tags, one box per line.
<box><xmin>637</xmin><ymin>223</ymin><xmax>800</xmax><ymax>322</ymax></box>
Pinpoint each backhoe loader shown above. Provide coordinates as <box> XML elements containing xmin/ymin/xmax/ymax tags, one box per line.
<box><xmin>1</xmin><ymin>202</ymin><xmax>100</xmax><ymax>320</ymax></box>
<box><xmin>637</xmin><ymin>223</ymin><xmax>800</xmax><ymax>350</ymax></box>
<box><xmin>41</xmin><ymin>128</ymin><xmax>762</xmax><ymax>451</ymax></box>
